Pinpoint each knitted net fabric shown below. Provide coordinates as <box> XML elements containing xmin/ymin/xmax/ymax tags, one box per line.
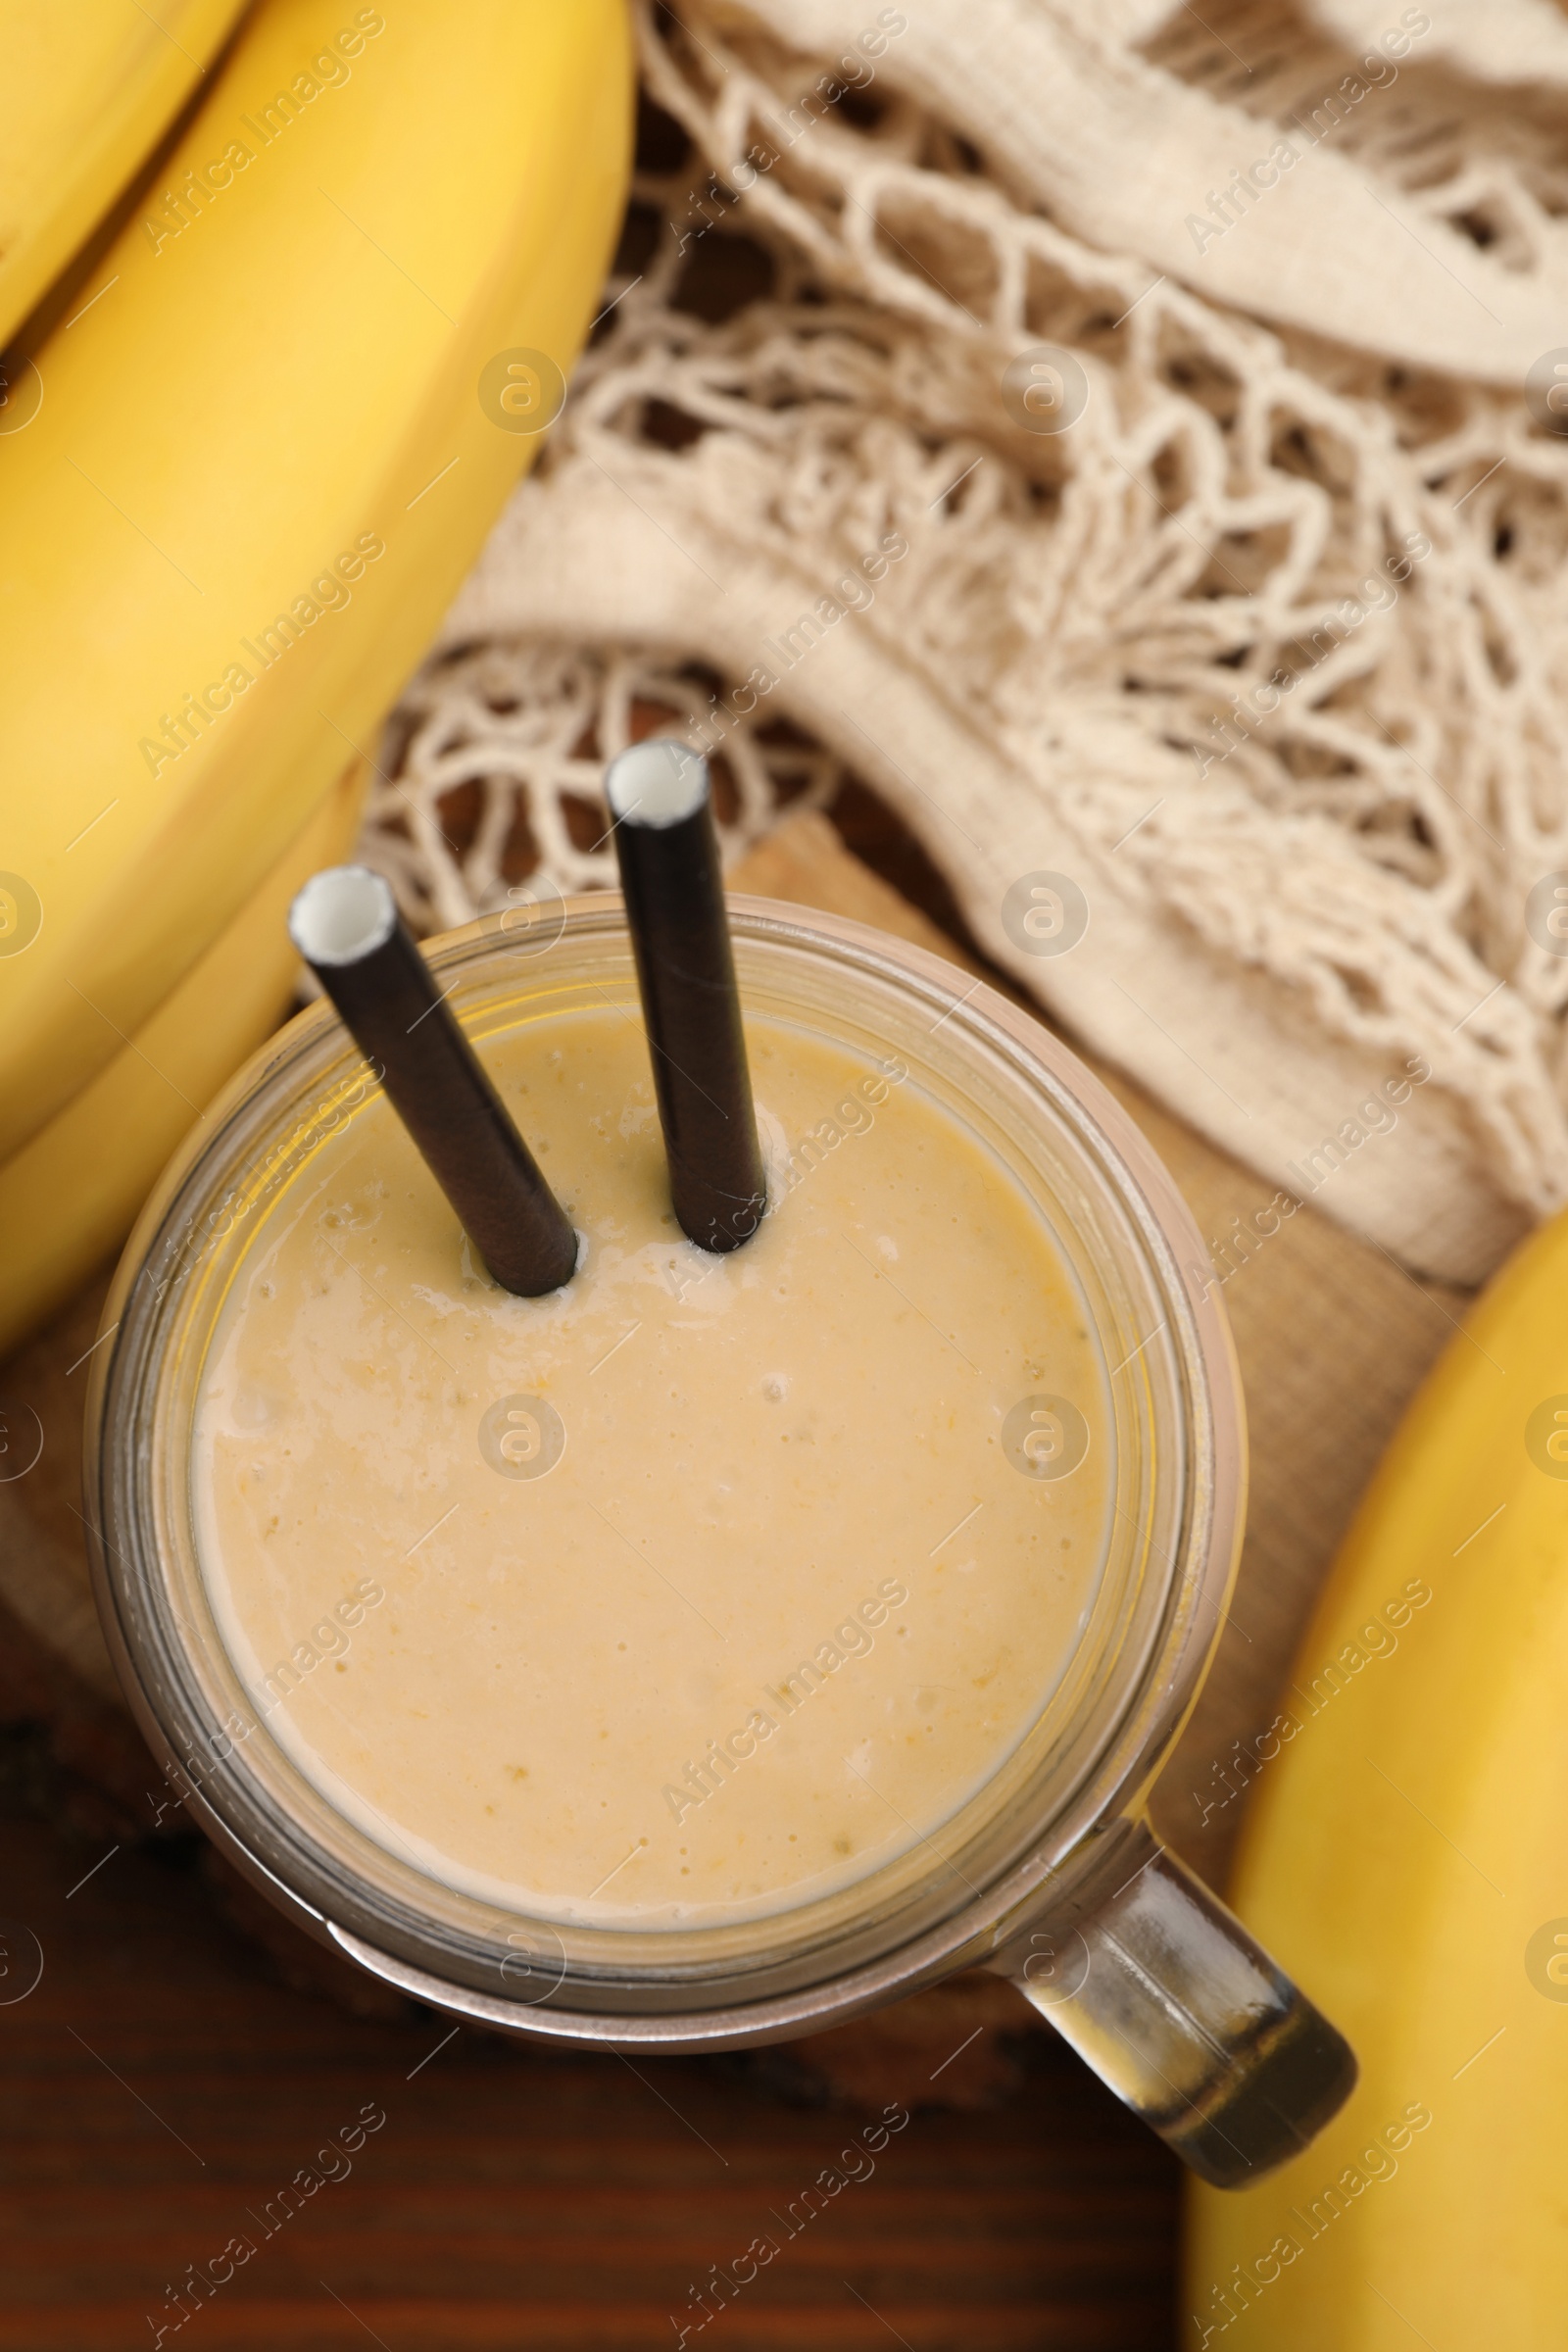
<box><xmin>358</xmin><ymin>0</ymin><xmax>1568</xmax><ymax>1284</ymax></box>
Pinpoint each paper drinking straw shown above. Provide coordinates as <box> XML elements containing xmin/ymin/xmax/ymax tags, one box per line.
<box><xmin>288</xmin><ymin>866</ymin><xmax>577</xmax><ymax>1297</ymax></box>
<box><xmin>606</xmin><ymin>743</ymin><xmax>767</xmax><ymax>1253</ymax></box>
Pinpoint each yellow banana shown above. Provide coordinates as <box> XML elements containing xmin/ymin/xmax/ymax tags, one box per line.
<box><xmin>0</xmin><ymin>0</ymin><xmax>631</xmax><ymax>1161</ymax></box>
<box><xmin>1185</xmin><ymin>1205</ymin><xmax>1568</xmax><ymax>2345</ymax></box>
<box><xmin>0</xmin><ymin>0</ymin><xmax>247</xmax><ymax>348</ymax></box>
<box><xmin>0</xmin><ymin>762</ymin><xmax>366</xmax><ymax>1358</ymax></box>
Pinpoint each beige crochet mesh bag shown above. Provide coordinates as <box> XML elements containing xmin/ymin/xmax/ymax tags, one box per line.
<box><xmin>358</xmin><ymin>0</ymin><xmax>1568</xmax><ymax>1286</ymax></box>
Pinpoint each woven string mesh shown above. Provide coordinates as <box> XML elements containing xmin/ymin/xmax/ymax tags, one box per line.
<box><xmin>359</xmin><ymin>0</ymin><xmax>1568</xmax><ymax>1262</ymax></box>
<box><xmin>368</xmin><ymin>642</ymin><xmax>846</xmax><ymax>934</ymax></box>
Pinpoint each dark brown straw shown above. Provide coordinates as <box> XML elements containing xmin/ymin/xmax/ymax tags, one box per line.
<box><xmin>606</xmin><ymin>743</ymin><xmax>767</xmax><ymax>1252</ymax></box>
<box><xmin>288</xmin><ymin>865</ymin><xmax>577</xmax><ymax>1297</ymax></box>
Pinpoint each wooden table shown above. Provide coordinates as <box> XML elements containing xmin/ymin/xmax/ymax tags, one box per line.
<box><xmin>0</xmin><ymin>1775</ymin><xmax>1176</xmax><ymax>2349</ymax></box>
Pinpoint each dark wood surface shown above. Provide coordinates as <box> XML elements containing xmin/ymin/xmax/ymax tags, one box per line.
<box><xmin>0</xmin><ymin>1750</ymin><xmax>1177</xmax><ymax>2349</ymax></box>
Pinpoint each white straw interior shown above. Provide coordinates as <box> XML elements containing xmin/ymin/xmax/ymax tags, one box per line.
<box><xmin>605</xmin><ymin>739</ymin><xmax>709</xmax><ymax>828</ymax></box>
<box><xmin>288</xmin><ymin>865</ymin><xmax>397</xmax><ymax>966</ymax></box>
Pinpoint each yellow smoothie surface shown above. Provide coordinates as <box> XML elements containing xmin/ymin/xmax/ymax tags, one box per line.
<box><xmin>191</xmin><ymin>1006</ymin><xmax>1110</xmax><ymax>1928</ymax></box>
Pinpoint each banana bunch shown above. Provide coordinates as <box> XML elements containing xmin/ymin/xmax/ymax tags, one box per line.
<box><xmin>0</xmin><ymin>0</ymin><xmax>632</xmax><ymax>1355</ymax></box>
<box><xmin>1186</xmin><ymin>1205</ymin><xmax>1568</xmax><ymax>2344</ymax></box>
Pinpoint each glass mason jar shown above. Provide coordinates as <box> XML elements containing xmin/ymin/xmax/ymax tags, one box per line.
<box><xmin>84</xmin><ymin>895</ymin><xmax>1353</xmax><ymax>2186</ymax></box>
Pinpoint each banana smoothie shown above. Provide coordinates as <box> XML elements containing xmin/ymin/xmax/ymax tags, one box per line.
<box><xmin>191</xmin><ymin>1005</ymin><xmax>1111</xmax><ymax>1929</ymax></box>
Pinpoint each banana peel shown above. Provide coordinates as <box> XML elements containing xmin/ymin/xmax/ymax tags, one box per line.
<box><xmin>0</xmin><ymin>0</ymin><xmax>248</xmax><ymax>347</ymax></box>
<box><xmin>1186</xmin><ymin>1205</ymin><xmax>1568</xmax><ymax>2345</ymax></box>
<box><xmin>0</xmin><ymin>761</ymin><xmax>365</xmax><ymax>1356</ymax></box>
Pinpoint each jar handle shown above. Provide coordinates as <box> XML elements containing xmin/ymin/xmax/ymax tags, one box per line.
<box><xmin>1000</xmin><ymin>1823</ymin><xmax>1355</xmax><ymax>2187</ymax></box>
